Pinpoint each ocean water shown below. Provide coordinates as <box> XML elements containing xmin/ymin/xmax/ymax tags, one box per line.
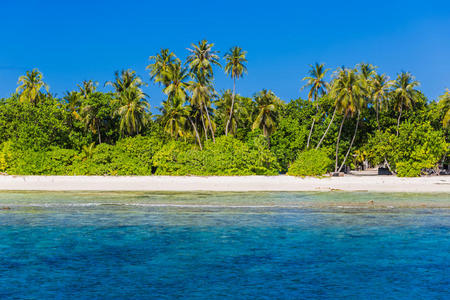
<box><xmin>0</xmin><ymin>191</ymin><xmax>449</xmax><ymax>299</ymax></box>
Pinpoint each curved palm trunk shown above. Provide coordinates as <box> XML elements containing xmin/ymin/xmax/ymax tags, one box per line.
<box><xmin>188</xmin><ymin>116</ymin><xmax>203</xmax><ymax>150</ymax></box>
<box><xmin>316</xmin><ymin>107</ymin><xmax>336</xmax><ymax>149</ymax></box>
<box><xmin>204</xmin><ymin>102</ymin><xmax>215</xmax><ymax>143</ymax></box>
<box><xmin>396</xmin><ymin>105</ymin><xmax>402</xmax><ymax>136</ymax></box>
<box><xmin>335</xmin><ymin>113</ymin><xmax>347</xmax><ymax>172</ymax></box>
<box><xmin>338</xmin><ymin>112</ymin><xmax>360</xmax><ymax>172</ymax></box>
<box><xmin>225</xmin><ymin>78</ymin><xmax>236</xmax><ymax>136</ymax></box>
<box><xmin>306</xmin><ymin>119</ymin><xmax>315</xmax><ymax>149</ymax></box>
<box><xmin>306</xmin><ymin>103</ymin><xmax>319</xmax><ymax>149</ymax></box>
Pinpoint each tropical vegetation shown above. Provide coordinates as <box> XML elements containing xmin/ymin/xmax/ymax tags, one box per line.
<box><xmin>0</xmin><ymin>41</ymin><xmax>448</xmax><ymax>177</ymax></box>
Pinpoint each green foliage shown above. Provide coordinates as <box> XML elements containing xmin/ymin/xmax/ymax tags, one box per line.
<box><xmin>365</xmin><ymin>122</ymin><xmax>448</xmax><ymax>177</ymax></box>
<box><xmin>288</xmin><ymin>149</ymin><xmax>333</xmax><ymax>176</ymax></box>
<box><xmin>153</xmin><ymin>136</ymin><xmax>279</xmax><ymax>175</ymax></box>
<box><xmin>72</xmin><ymin>135</ymin><xmax>163</xmax><ymax>175</ymax></box>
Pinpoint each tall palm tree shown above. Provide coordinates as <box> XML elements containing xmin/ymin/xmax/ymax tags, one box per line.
<box><xmin>77</xmin><ymin>80</ymin><xmax>98</xmax><ymax>99</ymax></box>
<box><xmin>392</xmin><ymin>72</ymin><xmax>420</xmax><ymax>135</ymax></box>
<box><xmin>105</xmin><ymin>69</ymin><xmax>145</xmax><ymax>95</ymax></box>
<box><xmin>252</xmin><ymin>89</ymin><xmax>281</xmax><ymax>146</ymax></box>
<box><xmin>216</xmin><ymin>90</ymin><xmax>244</xmax><ymax>135</ymax></box>
<box><xmin>115</xmin><ymin>88</ymin><xmax>150</xmax><ymax>136</ymax></box>
<box><xmin>147</xmin><ymin>49</ymin><xmax>179</xmax><ymax>87</ymax></box>
<box><xmin>372</xmin><ymin>74</ymin><xmax>393</xmax><ymax>130</ymax></box>
<box><xmin>16</xmin><ymin>69</ymin><xmax>49</xmax><ymax>105</ymax></box>
<box><xmin>331</xmin><ymin>68</ymin><xmax>365</xmax><ymax>172</ymax></box>
<box><xmin>163</xmin><ymin>62</ymin><xmax>190</xmax><ymax>103</ymax></box>
<box><xmin>302</xmin><ymin>63</ymin><xmax>329</xmax><ymax>148</ymax></box>
<box><xmin>186</xmin><ymin>40</ymin><xmax>221</xmax><ymax>80</ymax></box>
<box><xmin>439</xmin><ymin>89</ymin><xmax>450</xmax><ymax>128</ymax></box>
<box><xmin>188</xmin><ymin>75</ymin><xmax>216</xmax><ymax>142</ymax></box>
<box><xmin>224</xmin><ymin>46</ymin><xmax>247</xmax><ymax>136</ymax></box>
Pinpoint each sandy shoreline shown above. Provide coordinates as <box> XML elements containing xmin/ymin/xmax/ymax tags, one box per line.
<box><xmin>0</xmin><ymin>175</ymin><xmax>449</xmax><ymax>193</ymax></box>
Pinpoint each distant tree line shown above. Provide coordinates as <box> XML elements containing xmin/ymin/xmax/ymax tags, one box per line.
<box><xmin>0</xmin><ymin>40</ymin><xmax>448</xmax><ymax>177</ymax></box>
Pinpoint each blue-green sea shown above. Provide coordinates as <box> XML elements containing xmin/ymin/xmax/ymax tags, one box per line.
<box><xmin>0</xmin><ymin>191</ymin><xmax>449</xmax><ymax>299</ymax></box>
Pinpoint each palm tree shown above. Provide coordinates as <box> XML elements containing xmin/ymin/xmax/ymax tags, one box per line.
<box><xmin>147</xmin><ymin>49</ymin><xmax>179</xmax><ymax>87</ymax></box>
<box><xmin>302</xmin><ymin>63</ymin><xmax>329</xmax><ymax>148</ymax></box>
<box><xmin>80</xmin><ymin>102</ymin><xmax>103</xmax><ymax>144</ymax></box>
<box><xmin>16</xmin><ymin>69</ymin><xmax>49</xmax><ymax>105</ymax></box>
<box><xmin>372</xmin><ymin>74</ymin><xmax>393</xmax><ymax>130</ymax></box>
<box><xmin>188</xmin><ymin>75</ymin><xmax>216</xmax><ymax>142</ymax></box>
<box><xmin>186</xmin><ymin>40</ymin><xmax>221</xmax><ymax>80</ymax></box>
<box><xmin>331</xmin><ymin>68</ymin><xmax>365</xmax><ymax>172</ymax></box>
<box><xmin>78</xmin><ymin>80</ymin><xmax>98</xmax><ymax>98</ymax></box>
<box><xmin>392</xmin><ymin>72</ymin><xmax>420</xmax><ymax>135</ymax></box>
<box><xmin>158</xmin><ymin>97</ymin><xmax>189</xmax><ymax>139</ymax></box>
<box><xmin>216</xmin><ymin>90</ymin><xmax>243</xmax><ymax>135</ymax></box>
<box><xmin>105</xmin><ymin>69</ymin><xmax>145</xmax><ymax>95</ymax></box>
<box><xmin>63</xmin><ymin>91</ymin><xmax>82</xmax><ymax>121</ymax></box>
<box><xmin>163</xmin><ymin>62</ymin><xmax>190</xmax><ymax>103</ymax></box>
<box><xmin>439</xmin><ymin>89</ymin><xmax>450</xmax><ymax>128</ymax></box>
<box><xmin>115</xmin><ymin>88</ymin><xmax>150</xmax><ymax>136</ymax></box>
<box><xmin>224</xmin><ymin>46</ymin><xmax>247</xmax><ymax>136</ymax></box>
<box><xmin>252</xmin><ymin>89</ymin><xmax>281</xmax><ymax>146</ymax></box>
<box><xmin>81</xmin><ymin>142</ymin><xmax>95</xmax><ymax>161</ymax></box>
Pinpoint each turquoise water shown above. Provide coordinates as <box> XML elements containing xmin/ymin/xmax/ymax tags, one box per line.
<box><xmin>0</xmin><ymin>191</ymin><xmax>449</xmax><ymax>299</ymax></box>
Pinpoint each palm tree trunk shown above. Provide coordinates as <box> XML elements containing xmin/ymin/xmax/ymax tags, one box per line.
<box><xmin>306</xmin><ymin>118</ymin><xmax>315</xmax><ymax>149</ymax></box>
<box><xmin>338</xmin><ymin>112</ymin><xmax>360</xmax><ymax>172</ymax></box>
<box><xmin>201</xmin><ymin>110</ymin><xmax>208</xmax><ymax>140</ymax></box>
<box><xmin>316</xmin><ymin>107</ymin><xmax>336</xmax><ymax>149</ymax></box>
<box><xmin>225</xmin><ymin>78</ymin><xmax>236</xmax><ymax>136</ymax></box>
<box><xmin>188</xmin><ymin>116</ymin><xmax>203</xmax><ymax>150</ymax></box>
<box><xmin>396</xmin><ymin>105</ymin><xmax>402</xmax><ymax>136</ymax></box>
<box><xmin>96</xmin><ymin>121</ymin><xmax>102</xmax><ymax>144</ymax></box>
<box><xmin>204</xmin><ymin>102</ymin><xmax>215</xmax><ymax>143</ymax></box>
<box><xmin>335</xmin><ymin>113</ymin><xmax>347</xmax><ymax>172</ymax></box>
<box><xmin>376</xmin><ymin>99</ymin><xmax>380</xmax><ymax>131</ymax></box>
<box><xmin>306</xmin><ymin>103</ymin><xmax>319</xmax><ymax>149</ymax></box>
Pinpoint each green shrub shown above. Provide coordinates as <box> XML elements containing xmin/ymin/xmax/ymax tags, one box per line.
<box><xmin>153</xmin><ymin>136</ymin><xmax>280</xmax><ymax>175</ymax></box>
<box><xmin>8</xmin><ymin>146</ymin><xmax>77</xmax><ymax>175</ymax></box>
<box><xmin>288</xmin><ymin>148</ymin><xmax>332</xmax><ymax>176</ymax></box>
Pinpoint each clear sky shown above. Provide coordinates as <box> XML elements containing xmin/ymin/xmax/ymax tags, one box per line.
<box><xmin>0</xmin><ymin>0</ymin><xmax>449</xmax><ymax>110</ymax></box>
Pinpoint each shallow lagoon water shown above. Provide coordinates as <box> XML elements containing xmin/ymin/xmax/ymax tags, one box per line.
<box><xmin>0</xmin><ymin>191</ymin><xmax>449</xmax><ymax>299</ymax></box>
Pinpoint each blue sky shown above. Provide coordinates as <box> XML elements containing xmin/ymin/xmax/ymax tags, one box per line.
<box><xmin>0</xmin><ymin>0</ymin><xmax>449</xmax><ymax>110</ymax></box>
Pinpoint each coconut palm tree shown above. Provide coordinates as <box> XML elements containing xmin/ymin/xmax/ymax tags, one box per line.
<box><xmin>158</xmin><ymin>97</ymin><xmax>190</xmax><ymax>139</ymax></box>
<box><xmin>372</xmin><ymin>74</ymin><xmax>393</xmax><ymax>130</ymax></box>
<box><xmin>80</xmin><ymin>102</ymin><xmax>103</xmax><ymax>144</ymax></box>
<box><xmin>78</xmin><ymin>80</ymin><xmax>98</xmax><ymax>99</ymax></box>
<box><xmin>216</xmin><ymin>90</ymin><xmax>244</xmax><ymax>135</ymax></box>
<box><xmin>188</xmin><ymin>75</ymin><xmax>216</xmax><ymax>142</ymax></box>
<box><xmin>331</xmin><ymin>68</ymin><xmax>365</xmax><ymax>172</ymax></box>
<box><xmin>392</xmin><ymin>72</ymin><xmax>420</xmax><ymax>135</ymax></box>
<box><xmin>252</xmin><ymin>89</ymin><xmax>282</xmax><ymax>147</ymax></box>
<box><xmin>163</xmin><ymin>62</ymin><xmax>190</xmax><ymax>103</ymax></box>
<box><xmin>63</xmin><ymin>91</ymin><xmax>82</xmax><ymax>121</ymax></box>
<box><xmin>115</xmin><ymin>88</ymin><xmax>150</xmax><ymax>136</ymax></box>
<box><xmin>16</xmin><ymin>69</ymin><xmax>49</xmax><ymax>105</ymax></box>
<box><xmin>147</xmin><ymin>49</ymin><xmax>179</xmax><ymax>87</ymax></box>
<box><xmin>302</xmin><ymin>63</ymin><xmax>329</xmax><ymax>148</ymax></box>
<box><xmin>224</xmin><ymin>46</ymin><xmax>247</xmax><ymax>136</ymax></box>
<box><xmin>106</xmin><ymin>69</ymin><xmax>145</xmax><ymax>95</ymax></box>
<box><xmin>186</xmin><ymin>40</ymin><xmax>221</xmax><ymax>80</ymax></box>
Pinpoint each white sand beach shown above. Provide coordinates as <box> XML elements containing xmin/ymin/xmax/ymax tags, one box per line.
<box><xmin>0</xmin><ymin>175</ymin><xmax>449</xmax><ymax>193</ymax></box>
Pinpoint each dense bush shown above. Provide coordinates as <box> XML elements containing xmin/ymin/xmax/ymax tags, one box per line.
<box><xmin>287</xmin><ymin>148</ymin><xmax>333</xmax><ymax>176</ymax></box>
<box><xmin>153</xmin><ymin>136</ymin><xmax>280</xmax><ymax>175</ymax></box>
<box><xmin>365</xmin><ymin>122</ymin><xmax>448</xmax><ymax>177</ymax></box>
